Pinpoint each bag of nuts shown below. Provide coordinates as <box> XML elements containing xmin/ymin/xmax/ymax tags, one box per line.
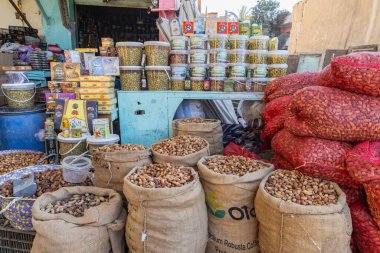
<box><xmin>255</xmin><ymin>170</ymin><xmax>352</xmax><ymax>253</ymax></box>
<box><xmin>123</xmin><ymin>163</ymin><xmax>208</xmax><ymax>253</ymax></box>
<box><xmin>285</xmin><ymin>86</ymin><xmax>380</xmax><ymax>142</ymax></box>
<box><xmin>92</xmin><ymin>144</ymin><xmax>152</xmax><ymax>193</ymax></box>
<box><xmin>316</xmin><ymin>64</ymin><xmax>334</xmax><ymax>87</ymax></box>
<box><xmin>31</xmin><ymin>186</ymin><xmax>126</xmax><ymax>253</ymax></box>
<box><xmin>151</xmin><ymin>135</ymin><xmax>210</xmax><ymax>167</ymax></box>
<box><xmin>172</xmin><ymin>118</ymin><xmax>223</xmax><ymax>155</ymax></box>
<box><xmin>364</xmin><ymin>181</ymin><xmax>380</xmax><ymax>229</ymax></box>
<box><xmin>197</xmin><ymin>155</ymin><xmax>274</xmax><ymax>253</ymax></box>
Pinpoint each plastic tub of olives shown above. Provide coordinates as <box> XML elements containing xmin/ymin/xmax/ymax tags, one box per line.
<box><xmin>145</xmin><ymin>66</ymin><xmax>171</xmax><ymax>91</ymax></box>
<box><xmin>144</xmin><ymin>41</ymin><xmax>171</xmax><ymax>66</ymax></box>
<box><xmin>116</xmin><ymin>42</ymin><xmax>144</xmax><ymax>66</ymax></box>
<box><xmin>2</xmin><ymin>83</ymin><xmax>36</xmax><ymax>109</ymax></box>
<box><xmin>120</xmin><ymin>66</ymin><xmax>143</xmax><ymax>91</ymax></box>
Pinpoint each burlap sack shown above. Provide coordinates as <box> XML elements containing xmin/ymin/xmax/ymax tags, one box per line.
<box><xmin>123</xmin><ymin>166</ymin><xmax>208</xmax><ymax>253</ymax></box>
<box><xmin>93</xmin><ymin>148</ymin><xmax>152</xmax><ymax>192</ymax></box>
<box><xmin>255</xmin><ymin>171</ymin><xmax>352</xmax><ymax>253</ymax></box>
<box><xmin>172</xmin><ymin>119</ymin><xmax>224</xmax><ymax>155</ymax></box>
<box><xmin>197</xmin><ymin>156</ymin><xmax>274</xmax><ymax>253</ymax></box>
<box><xmin>31</xmin><ymin>186</ymin><xmax>126</xmax><ymax>253</ymax></box>
<box><xmin>152</xmin><ymin>137</ymin><xmax>210</xmax><ymax>167</ymax></box>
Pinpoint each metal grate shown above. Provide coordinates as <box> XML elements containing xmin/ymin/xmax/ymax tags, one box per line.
<box><xmin>0</xmin><ymin>219</ymin><xmax>35</xmax><ymax>253</ymax></box>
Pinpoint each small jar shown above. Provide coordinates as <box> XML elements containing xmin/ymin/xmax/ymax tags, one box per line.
<box><xmin>171</xmin><ymin>64</ymin><xmax>188</xmax><ymax>78</ymax></box>
<box><xmin>231</xmin><ymin>77</ymin><xmax>247</xmax><ymax>92</ymax></box>
<box><xmin>210</xmin><ymin>49</ymin><xmax>228</xmax><ymax>63</ymax></box>
<box><xmin>229</xmin><ymin>35</ymin><xmax>249</xmax><ymax>49</ymax></box>
<box><xmin>249</xmin><ymin>64</ymin><xmax>268</xmax><ymax>78</ymax></box>
<box><xmin>171</xmin><ymin>76</ymin><xmax>186</xmax><ymax>91</ymax></box>
<box><xmin>190</xmin><ymin>77</ymin><xmax>205</xmax><ymax>91</ymax></box>
<box><xmin>190</xmin><ymin>34</ymin><xmax>208</xmax><ymax>50</ymax></box>
<box><xmin>267</xmin><ymin>64</ymin><xmax>288</xmax><ymax>78</ymax></box>
<box><xmin>189</xmin><ymin>64</ymin><xmax>208</xmax><ymax>77</ymax></box>
<box><xmin>229</xmin><ymin>49</ymin><xmax>249</xmax><ymax>64</ymax></box>
<box><xmin>268</xmin><ymin>50</ymin><xmax>289</xmax><ymax>64</ymax></box>
<box><xmin>170</xmin><ymin>36</ymin><xmax>189</xmax><ymax>50</ymax></box>
<box><xmin>210</xmin><ymin>77</ymin><xmax>225</xmax><ymax>91</ymax></box>
<box><xmin>250</xmin><ymin>35</ymin><xmax>270</xmax><ymax>50</ymax></box>
<box><xmin>249</xmin><ymin>50</ymin><xmax>268</xmax><ymax>64</ymax></box>
<box><xmin>229</xmin><ymin>64</ymin><xmax>247</xmax><ymax>78</ymax></box>
<box><xmin>209</xmin><ymin>64</ymin><xmax>227</xmax><ymax>77</ymax></box>
<box><xmin>251</xmin><ymin>78</ymin><xmax>269</xmax><ymax>92</ymax></box>
<box><xmin>170</xmin><ymin>50</ymin><xmax>189</xmax><ymax>64</ymax></box>
<box><xmin>190</xmin><ymin>50</ymin><xmax>208</xmax><ymax>64</ymax></box>
<box><xmin>209</xmin><ymin>34</ymin><xmax>229</xmax><ymax>49</ymax></box>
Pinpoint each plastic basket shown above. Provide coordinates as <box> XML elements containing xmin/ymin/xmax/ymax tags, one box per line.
<box><xmin>0</xmin><ymin>218</ymin><xmax>35</xmax><ymax>253</ymax></box>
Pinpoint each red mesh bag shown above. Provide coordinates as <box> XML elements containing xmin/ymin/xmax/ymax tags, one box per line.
<box><xmin>346</xmin><ymin>142</ymin><xmax>380</xmax><ymax>183</ymax></box>
<box><xmin>350</xmin><ymin>201</ymin><xmax>380</xmax><ymax>253</ymax></box>
<box><xmin>364</xmin><ymin>181</ymin><xmax>380</xmax><ymax>228</ymax></box>
<box><xmin>286</xmin><ymin>86</ymin><xmax>380</xmax><ymax>142</ymax></box>
<box><xmin>263</xmin><ymin>72</ymin><xmax>319</xmax><ymax>102</ymax></box>
<box><xmin>316</xmin><ymin>64</ymin><xmax>334</xmax><ymax>86</ymax></box>
<box><xmin>271</xmin><ymin>154</ymin><xmax>293</xmax><ymax>170</ymax></box>
<box><xmin>271</xmin><ymin>129</ymin><xmax>361</xmax><ymax>188</ymax></box>
<box><xmin>340</xmin><ymin>186</ymin><xmax>365</xmax><ymax>207</ymax></box>
<box><xmin>224</xmin><ymin>142</ymin><xmax>261</xmax><ymax>160</ymax></box>
<box><xmin>262</xmin><ymin>96</ymin><xmax>292</xmax><ymax>122</ymax></box>
<box><xmin>260</xmin><ymin>111</ymin><xmax>290</xmax><ymax>142</ymax></box>
<box><xmin>331</xmin><ymin>52</ymin><xmax>380</xmax><ymax>96</ymax></box>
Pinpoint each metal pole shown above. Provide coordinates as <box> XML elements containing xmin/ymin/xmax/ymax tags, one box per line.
<box><xmin>8</xmin><ymin>0</ymin><xmax>33</xmax><ymax>28</ymax></box>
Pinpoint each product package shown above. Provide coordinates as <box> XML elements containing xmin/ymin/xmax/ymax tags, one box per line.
<box><xmin>50</xmin><ymin>62</ymin><xmax>65</xmax><ymax>81</ymax></box>
<box><xmin>217</xmin><ymin>22</ymin><xmax>228</xmax><ymax>34</ymax></box>
<box><xmin>228</xmin><ymin>22</ymin><xmax>239</xmax><ymax>35</ymax></box>
<box><xmin>194</xmin><ymin>17</ymin><xmax>206</xmax><ymax>34</ymax></box>
<box><xmin>89</xmin><ymin>57</ymin><xmax>120</xmax><ymax>76</ymax></box>
<box><xmin>45</xmin><ymin>93</ymin><xmax>75</xmax><ymax>113</ymax></box>
<box><xmin>182</xmin><ymin>21</ymin><xmax>194</xmax><ymax>36</ymax></box>
<box><xmin>93</xmin><ymin>118</ymin><xmax>110</xmax><ymax>139</ymax></box>
<box><xmin>63</xmin><ymin>63</ymin><xmax>81</xmax><ymax>81</ymax></box>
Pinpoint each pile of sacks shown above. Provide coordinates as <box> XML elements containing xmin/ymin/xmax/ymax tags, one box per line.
<box><xmin>262</xmin><ymin>52</ymin><xmax>380</xmax><ymax>252</ymax></box>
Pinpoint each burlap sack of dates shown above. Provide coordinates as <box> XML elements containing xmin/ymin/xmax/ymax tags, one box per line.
<box><xmin>172</xmin><ymin>119</ymin><xmax>224</xmax><ymax>155</ymax></box>
<box><xmin>197</xmin><ymin>156</ymin><xmax>274</xmax><ymax>253</ymax></box>
<box><xmin>123</xmin><ymin>166</ymin><xmax>208</xmax><ymax>253</ymax></box>
<box><xmin>255</xmin><ymin>172</ymin><xmax>352</xmax><ymax>253</ymax></box>
<box><xmin>92</xmin><ymin>147</ymin><xmax>152</xmax><ymax>192</ymax></box>
<box><xmin>31</xmin><ymin>186</ymin><xmax>126</xmax><ymax>253</ymax></box>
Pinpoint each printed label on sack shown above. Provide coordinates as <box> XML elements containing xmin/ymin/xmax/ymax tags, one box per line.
<box><xmin>209</xmin><ymin>233</ymin><xmax>259</xmax><ymax>253</ymax></box>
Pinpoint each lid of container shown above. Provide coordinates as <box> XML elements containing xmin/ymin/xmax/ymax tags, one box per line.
<box><xmin>230</xmin><ymin>63</ymin><xmax>248</xmax><ymax>67</ymax></box>
<box><xmin>268</xmin><ymin>64</ymin><xmax>288</xmax><ymax>68</ymax></box>
<box><xmin>5</xmin><ymin>71</ymin><xmax>27</xmax><ymax>74</ymax></box>
<box><xmin>210</xmin><ymin>77</ymin><xmax>226</xmax><ymax>80</ymax></box>
<box><xmin>229</xmin><ymin>35</ymin><xmax>249</xmax><ymax>40</ymax></box>
<box><xmin>189</xmin><ymin>64</ymin><xmax>209</xmax><ymax>68</ymax></box>
<box><xmin>228</xmin><ymin>49</ymin><xmax>249</xmax><ymax>53</ymax></box>
<box><xmin>190</xmin><ymin>49</ymin><xmax>209</xmax><ymax>53</ymax></box>
<box><xmin>251</xmin><ymin>77</ymin><xmax>269</xmax><ymax>81</ymax></box>
<box><xmin>144</xmin><ymin>41</ymin><xmax>170</xmax><ymax>47</ymax></box>
<box><xmin>250</xmin><ymin>50</ymin><xmax>269</xmax><ymax>54</ymax></box>
<box><xmin>210</xmin><ymin>48</ymin><xmax>228</xmax><ymax>53</ymax></box>
<box><xmin>269</xmin><ymin>50</ymin><xmax>289</xmax><ymax>55</ymax></box>
<box><xmin>209</xmin><ymin>34</ymin><xmax>228</xmax><ymax>39</ymax></box>
<box><xmin>57</xmin><ymin>133</ymin><xmax>89</xmax><ymax>143</ymax></box>
<box><xmin>170</xmin><ymin>36</ymin><xmax>189</xmax><ymax>41</ymax></box>
<box><xmin>87</xmin><ymin>134</ymin><xmax>120</xmax><ymax>145</ymax></box>
<box><xmin>120</xmin><ymin>66</ymin><xmax>143</xmax><ymax>71</ymax></box>
<box><xmin>171</xmin><ymin>76</ymin><xmax>186</xmax><ymax>81</ymax></box>
<box><xmin>190</xmin><ymin>77</ymin><xmax>206</xmax><ymax>81</ymax></box>
<box><xmin>191</xmin><ymin>34</ymin><xmax>208</xmax><ymax>38</ymax></box>
<box><xmin>230</xmin><ymin>77</ymin><xmax>247</xmax><ymax>81</ymax></box>
<box><xmin>267</xmin><ymin>78</ymin><xmax>277</xmax><ymax>82</ymax></box>
<box><xmin>116</xmin><ymin>42</ymin><xmax>143</xmax><ymax>47</ymax></box>
<box><xmin>2</xmin><ymin>83</ymin><xmax>35</xmax><ymax>90</ymax></box>
<box><xmin>145</xmin><ymin>66</ymin><xmax>171</xmax><ymax>70</ymax></box>
<box><xmin>249</xmin><ymin>64</ymin><xmax>268</xmax><ymax>68</ymax></box>
<box><xmin>170</xmin><ymin>50</ymin><xmax>190</xmax><ymax>54</ymax></box>
<box><xmin>250</xmin><ymin>35</ymin><xmax>270</xmax><ymax>40</ymax></box>
<box><xmin>170</xmin><ymin>64</ymin><xmax>188</xmax><ymax>67</ymax></box>
<box><xmin>210</xmin><ymin>63</ymin><xmax>228</xmax><ymax>67</ymax></box>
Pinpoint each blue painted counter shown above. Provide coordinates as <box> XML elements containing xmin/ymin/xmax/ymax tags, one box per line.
<box><xmin>117</xmin><ymin>91</ymin><xmax>263</xmax><ymax>147</ymax></box>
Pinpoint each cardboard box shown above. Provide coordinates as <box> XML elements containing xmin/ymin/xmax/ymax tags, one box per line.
<box><xmin>217</xmin><ymin>22</ymin><xmax>228</xmax><ymax>34</ymax></box>
<box><xmin>80</xmin><ymin>81</ymin><xmax>115</xmax><ymax>88</ymax></box>
<box><xmin>228</xmin><ymin>22</ymin><xmax>239</xmax><ymax>35</ymax></box>
<box><xmin>50</xmin><ymin>62</ymin><xmax>65</xmax><ymax>81</ymax></box>
<box><xmin>80</xmin><ymin>75</ymin><xmax>115</xmax><ymax>82</ymax></box>
<box><xmin>64</xmin><ymin>63</ymin><xmax>81</xmax><ymax>81</ymax></box>
<box><xmin>79</xmin><ymin>87</ymin><xmax>115</xmax><ymax>94</ymax></box>
<box><xmin>80</xmin><ymin>93</ymin><xmax>115</xmax><ymax>100</ymax></box>
<box><xmin>89</xmin><ymin>57</ymin><xmax>120</xmax><ymax>76</ymax></box>
<box><xmin>45</xmin><ymin>93</ymin><xmax>75</xmax><ymax>113</ymax></box>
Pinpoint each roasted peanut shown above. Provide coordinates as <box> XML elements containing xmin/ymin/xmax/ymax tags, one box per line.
<box><xmin>204</xmin><ymin>156</ymin><xmax>269</xmax><ymax>176</ymax></box>
<box><xmin>152</xmin><ymin>135</ymin><xmax>207</xmax><ymax>156</ymax></box>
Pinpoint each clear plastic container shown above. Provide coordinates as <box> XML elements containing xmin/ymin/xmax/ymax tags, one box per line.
<box><xmin>249</xmin><ymin>64</ymin><xmax>268</xmax><ymax>78</ymax></box>
<box><xmin>229</xmin><ymin>35</ymin><xmax>249</xmax><ymax>49</ymax></box>
<box><xmin>210</xmin><ymin>77</ymin><xmax>225</xmax><ymax>91</ymax></box>
<box><xmin>268</xmin><ymin>64</ymin><xmax>288</xmax><ymax>78</ymax></box>
<box><xmin>171</xmin><ymin>76</ymin><xmax>186</xmax><ymax>91</ymax></box>
<box><xmin>249</xmin><ymin>50</ymin><xmax>268</xmax><ymax>64</ymax></box>
<box><xmin>62</xmin><ymin>156</ymin><xmax>92</xmax><ymax>183</ymax></box>
<box><xmin>170</xmin><ymin>36</ymin><xmax>189</xmax><ymax>50</ymax></box>
<box><xmin>190</xmin><ymin>64</ymin><xmax>209</xmax><ymax>77</ymax></box>
<box><xmin>145</xmin><ymin>66</ymin><xmax>171</xmax><ymax>90</ymax></box>
<box><xmin>190</xmin><ymin>50</ymin><xmax>208</xmax><ymax>64</ymax></box>
<box><xmin>2</xmin><ymin>83</ymin><xmax>35</xmax><ymax>109</ymax></box>
<box><xmin>190</xmin><ymin>77</ymin><xmax>205</xmax><ymax>91</ymax></box>
<box><xmin>229</xmin><ymin>64</ymin><xmax>247</xmax><ymax>78</ymax></box>
<box><xmin>209</xmin><ymin>34</ymin><xmax>229</xmax><ymax>49</ymax></box>
<box><xmin>210</xmin><ymin>49</ymin><xmax>228</xmax><ymax>63</ymax></box>
<box><xmin>209</xmin><ymin>64</ymin><xmax>227</xmax><ymax>77</ymax></box>
<box><xmin>6</xmin><ymin>71</ymin><xmax>29</xmax><ymax>83</ymax></box>
<box><xmin>171</xmin><ymin>64</ymin><xmax>188</xmax><ymax>78</ymax></box>
<box><xmin>251</xmin><ymin>77</ymin><xmax>269</xmax><ymax>92</ymax></box>
<box><xmin>144</xmin><ymin>41</ymin><xmax>170</xmax><ymax>66</ymax></box>
<box><xmin>170</xmin><ymin>50</ymin><xmax>189</xmax><ymax>64</ymax></box>
<box><xmin>57</xmin><ymin>134</ymin><xmax>88</xmax><ymax>161</ymax></box>
<box><xmin>250</xmin><ymin>35</ymin><xmax>270</xmax><ymax>50</ymax></box>
<box><xmin>231</xmin><ymin>77</ymin><xmax>247</xmax><ymax>92</ymax></box>
<box><xmin>190</xmin><ymin>34</ymin><xmax>208</xmax><ymax>50</ymax></box>
<box><xmin>87</xmin><ymin>134</ymin><xmax>120</xmax><ymax>155</ymax></box>
<box><xmin>268</xmin><ymin>50</ymin><xmax>289</xmax><ymax>64</ymax></box>
<box><xmin>120</xmin><ymin>66</ymin><xmax>143</xmax><ymax>91</ymax></box>
<box><xmin>116</xmin><ymin>42</ymin><xmax>144</xmax><ymax>66</ymax></box>
<box><xmin>229</xmin><ymin>49</ymin><xmax>249</xmax><ymax>64</ymax></box>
